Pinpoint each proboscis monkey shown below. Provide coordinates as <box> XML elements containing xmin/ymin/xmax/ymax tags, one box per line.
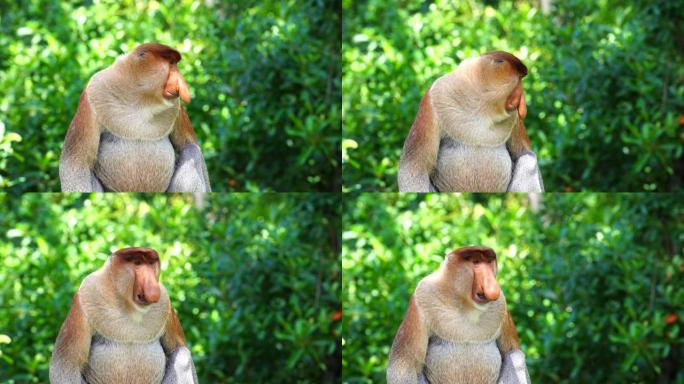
<box><xmin>59</xmin><ymin>43</ymin><xmax>211</xmax><ymax>192</ymax></box>
<box><xmin>50</xmin><ymin>247</ymin><xmax>199</xmax><ymax>384</ymax></box>
<box><xmin>387</xmin><ymin>246</ymin><xmax>530</xmax><ymax>384</ymax></box>
<box><xmin>398</xmin><ymin>51</ymin><xmax>544</xmax><ymax>192</ymax></box>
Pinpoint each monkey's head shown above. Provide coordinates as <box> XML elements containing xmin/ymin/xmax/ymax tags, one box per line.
<box><xmin>114</xmin><ymin>43</ymin><xmax>191</xmax><ymax>104</ymax></box>
<box><xmin>449</xmin><ymin>51</ymin><xmax>528</xmax><ymax>120</ymax></box>
<box><xmin>443</xmin><ymin>246</ymin><xmax>501</xmax><ymax>310</ymax></box>
<box><xmin>108</xmin><ymin>247</ymin><xmax>164</xmax><ymax>308</ymax></box>
<box><xmin>480</xmin><ymin>51</ymin><xmax>527</xmax><ymax>119</ymax></box>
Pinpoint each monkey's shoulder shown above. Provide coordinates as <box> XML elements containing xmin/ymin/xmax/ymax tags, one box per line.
<box><xmin>85</xmin><ymin>334</ymin><xmax>166</xmax><ymax>384</ymax></box>
<box><xmin>424</xmin><ymin>336</ymin><xmax>501</xmax><ymax>384</ymax></box>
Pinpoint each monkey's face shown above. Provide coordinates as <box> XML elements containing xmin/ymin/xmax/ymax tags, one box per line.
<box><xmin>475</xmin><ymin>51</ymin><xmax>528</xmax><ymax>118</ymax></box>
<box><xmin>447</xmin><ymin>247</ymin><xmax>501</xmax><ymax>310</ymax></box>
<box><xmin>110</xmin><ymin>247</ymin><xmax>162</xmax><ymax>309</ymax></box>
<box><xmin>115</xmin><ymin>43</ymin><xmax>190</xmax><ymax>104</ymax></box>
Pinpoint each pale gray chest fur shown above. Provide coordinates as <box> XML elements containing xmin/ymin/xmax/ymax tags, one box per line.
<box><xmin>424</xmin><ymin>336</ymin><xmax>501</xmax><ymax>384</ymax></box>
<box><xmin>95</xmin><ymin>132</ymin><xmax>176</xmax><ymax>192</ymax></box>
<box><xmin>432</xmin><ymin>138</ymin><xmax>512</xmax><ymax>192</ymax></box>
<box><xmin>84</xmin><ymin>334</ymin><xmax>166</xmax><ymax>384</ymax></box>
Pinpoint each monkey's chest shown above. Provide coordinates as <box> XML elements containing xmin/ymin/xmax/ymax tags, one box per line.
<box><xmin>432</xmin><ymin>140</ymin><xmax>512</xmax><ymax>192</ymax></box>
<box><xmin>84</xmin><ymin>335</ymin><xmax>166</xmax><ymax>384</ymax></box>
<box><xmin>424</xmin><ymin>337</ymin><xmax>501</xmax><ymax>384</ymax></box>
<box><xmin>95</xmin><ymin>133</ymin><xmax>176</xmax><ymax>192</ymax></box>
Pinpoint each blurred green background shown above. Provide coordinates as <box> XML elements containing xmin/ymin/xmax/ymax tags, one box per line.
<box><xmin>0</xmin><ymin>193</ymin><xmax>341</xmax><ymax>383</ymax></box>
<box><xmin>342</xmin><ymin>0</ymin><xmax>684</xmax><ymax>192</ymax></box>
<box><xmin>0</xmin><ymin>0</ymin><xmax>341</xmax><ymax>193</ymax></box>
<box><xmin>343</xmin><ymin>193</ymin><xmax>684</xmax><ymax>383</ymax></box>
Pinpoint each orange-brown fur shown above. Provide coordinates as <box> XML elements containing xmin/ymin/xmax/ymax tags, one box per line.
<box><xmin>170</xmin><ymin>106</ymin><xmax>198</xmax><ymax>148</ymax></box>
<box><xmin>162</xmin><ymin>307</ymin><xmax>188</xmax><ymax>350</ymax></box>
<box><xmin>114</xmin><ymin>247</ymin><xmax>161</xmax><ymax>264</ymax></box>
<box><xmin>482</xmin><ymin>51</ymin><xmax>528</xmax><ymax>78</ymax></box>
<box><xmin>62</xmin><ymin>90</ymin><xmax>99</xmax><ymax>168</ymax></box>
<box><xmin>401</xmin><ymin>92</ymin><xmax>438</xmax><ymax>164</ymax></box>
<box><xmin>507</xmin><ymin>119</ymin><xmax>532</xmax><ymax>160</ymax></box>
<box><xmin>135</xmin><ymin>43</ymin><xmax>182</xmax><ymax>64</ymax></box>
<box><xmin>388</xmin><ymin>296</ymin><xmax>428</xmax><ymax>373</ymax></box>
<box><xmin>52</xmin><ymin>293</ymin><xmax>91</xmax><ymax>370</ymax></box>
<box><xmin>497</xmin><ymin>311</ymin><xmax>521</xmax><ymax>354</ymax></box>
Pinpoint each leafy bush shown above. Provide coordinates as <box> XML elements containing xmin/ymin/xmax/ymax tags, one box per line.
<box><xmin>0</xmin><ymin>0</ymin><xmax>340</xmax><ymax>192</ymax></box>
<box><xmin>0</xmin><ymin>193</ymin><xmax>341</xmax><ymax>383</ymax></box>
<box><xmin>342</xmin><ymin>193</ymin><xmax>684</xmax><ymax>383</ymax></box>
<box><xmin>342</xmin><ymin>0</ymin><xmax>684</xmax><ymax>192</ymax></box>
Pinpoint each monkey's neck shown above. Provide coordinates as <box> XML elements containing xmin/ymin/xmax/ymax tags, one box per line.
<box><xmin>87</xmin><ymin>71</ymin><xmax>179</xmax><ymax>141</ymax></box>
<box><xmin>416</xmin><ymin>276</ymin><xmax>505</xmax><ymax>343</ymax></box>
<box><xmin>431</xmin><ymin>74</ymin><xmax>516</xmax><ymax>147</ymax></box>
<box><xmin>79</xmin><ymin>269</ymin><xmax>170</xmax><ymax>343</ymax></box>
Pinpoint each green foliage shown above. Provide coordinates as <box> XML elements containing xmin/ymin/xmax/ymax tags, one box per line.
<box><xmin>0</xmin><ymin>193</ymin><xmax>341</xmax><ymax>383</ymax></box>
<box><xmin>342</xmin><ymin>0</ymin><xmax>684</xmax><ymax>192</ymax></box>
<box><xmin>0</xmin><ymin>0</ymin><xmax>341</xmax><ymax>192</ymax></box>
<box><xmin>343</xmin><ymin>193</ymin><xmax>684</xmax><ymax>383</ymax></box>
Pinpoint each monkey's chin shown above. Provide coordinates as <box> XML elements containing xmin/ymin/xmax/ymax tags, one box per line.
<box><xmin>133</xmin><ymin>305</ymin><xmax>154</xmax><ymax>315</ymax></box>
<box><xmin>161</xmin><ymin>96</ymin><xmax>178</xmax><ymax>107</ymax></box>
<box><xmin>132</xmin><ymin>300</ymin><xmax>155</xmax><ymax>312</ymax></box>
<box><xmin>470</xmin><ymin>298</ymin><xmax>493</xmax><ymax>311</ymax></box>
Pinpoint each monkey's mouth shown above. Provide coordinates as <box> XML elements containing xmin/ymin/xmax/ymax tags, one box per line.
<box><xmin>472</xmin><ymin>291</ymin><xmax>491</xmax><ymax>305</ymax></box>
<box><xmin>163</xmin><ymin>89</ymin><xmax>180</xmax><ymax>99</ymax></box>
<box><xmin>134</xmin><ymin>293</ymin><xmax>154</xmax><ymax>306</ymax></box>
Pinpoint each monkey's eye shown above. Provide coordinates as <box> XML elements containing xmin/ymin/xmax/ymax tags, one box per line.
<box><xmin>494</xmin><ymin>59</ymin><xmax>504</xmax><ymax>64</ymax></box>
<box><xmin>473</xmin><ymin>259</ymin><xmax>481</xmax><ymax>265</ymax></box>
<box><xmin>137</xmin><ymin>52</ymin><xmax>146</xmax><ymax>59</ymax></box>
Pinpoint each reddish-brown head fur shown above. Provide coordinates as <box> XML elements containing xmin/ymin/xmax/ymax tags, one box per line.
<box><xmin>481</xmin><ymin>51</ymin><xmax>528</xmax><ymax>77</ymax></box>
<box><xmin>133</xmin><ymin>43</ymin><xmax>182</xmax><ymax>64</ymax></box>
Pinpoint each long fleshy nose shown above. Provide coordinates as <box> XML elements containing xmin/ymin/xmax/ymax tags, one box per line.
<box><xmin>482</xmin><ymin>272</ymin><xmax>500</xmax><ymax>301</ymax></box>
<box><xmin>163</xmin><ymin>68</ymin><xmax>180</xmax><ymax>99</ymax></box>
<box><xmin>505</xmin><ymin>82</ymin><xmax>526</xmax><ymax>120</ymax></box>
<box><xmin>143</xmin><ymin>279</ymin><xmax>161</xmax><ymax>304</ymax></box>
<box><xmin>163</xmin><ymin>64</ymin><xmax>190</xmax><ymax>103</ymax></box>
<box><xmin>136</xmin><ymin>274</ymin><xmax>161</xmax><ymax>305</ymax></box>
<box><xmin>473</xmin><ymin>268</ymin><xmax>500</xmax><ymax>303</ymax></box>
<box><xmin>518</xmin><ymin>89</ymin><xmax>527</xmax><ymax>119</ymax></box>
